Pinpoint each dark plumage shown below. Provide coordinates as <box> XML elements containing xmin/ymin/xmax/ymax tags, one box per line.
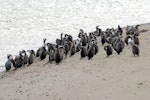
<box><xmin>22</xmin><ymin>50</ymin><xmax>28</xmax><ymax>66</ymax></box>
<box><xmin>81</xmin><ymin>35</ymin><xmax>88</xmax><ymax>46</ymax></box>
<box><xmin>47</xmin><ymin>43</ymin><xmax>55</xmax><ymax>53</ymax></box>
<box><xmin>87</xmin><ymin>44</ymin><xmax>95</xmax><ymax>60</ymax></box>
<box><xmin>94</xmin><ymin>43</ymin><xmax>98</xmax><ymax>55</ymax></box>
<box><xmin>65</xmin><ymin>34</ymin><xmax>73</xmax><ymax>42</ymax></box>
<box><xmin>117</xmin><ymin>25</ymin><xmax>123</xmax><ymax>35</ymax></box>
<box><xmin>12</xmin><ymin>54</ymin><xmax>24</xmax><ymax>70</ymax></box>
<box><xmin>104</xmin><ymin>45</ymin><xmax>113</xmax><ymax>57</ymax></box>
<box><xmin>120</xmin><ymin>40</ymin><xmax>125</xmax><ymax>50</ymax></box>
<box><xmin>40</xmin><ymin>47</ymin><xmax>47</xmax><ymax>60</ymax></box>
<box><xmin>101</xmin><ymin>33</ymin><xmax>106</xmax><ymax>46</ymax></box>
<box><xmin>80</xmin><ymin>47</ymin><xmax>87</xmax><ymax>58</ymax></box>
<box><xmin>94</xmin><ymin>25</ymin><xmax>101</xmax><ymax>36</ymax></box>
<box><xmin>48</xmin><ymin>49</ymin><xmax>55</xmax><ymax>63</ymax></box>
<box><xmin>132</xmin><ymin>44</ymin><xmax>140</xmax><ymax>56</ymax></box>
<box><xmin>133</xmin><ymin>35</ymin><xmax>139</xmax><ymax>46</ymax></box>
<box><xmin>64</xmin><ymin>43</ymin><xmax>70</xmax><ymax>58</ymax></box>
<box><xmin>114</xmin><ymin>42</ymin><xmax>123</xmax><ymax>55</ymax></box>
<box><xmin>70</xmin><ymin>42</ymin><xmax>76</xmax><ymax>57</ymax></box>
<box><xmin>36</xmin><ymin>48</ymin><xmax>42</xmax><ymax>57</ymax></box>
<box><xmin>28</xmin><ymin>50</ymin><xmax>35</xmax><ymax>65</ymax></box>
<box><xmin>54</xmin><ymin>49</ymin><xmax>62</xmax><ymax>64</ymax></box>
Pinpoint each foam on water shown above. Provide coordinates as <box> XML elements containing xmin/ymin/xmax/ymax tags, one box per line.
<box><xmin>0</xmin><ymin>0</ymin><xmax>150</xmax><ymax>72</ymax></box>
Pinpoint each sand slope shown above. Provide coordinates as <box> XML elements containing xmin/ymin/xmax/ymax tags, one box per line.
<box><xmin>0</xmin><ymin>23</ymin><xmax>150</xmax><ymax>100</ymax></box>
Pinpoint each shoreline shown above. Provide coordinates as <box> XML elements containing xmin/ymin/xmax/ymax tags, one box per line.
<box><xmin>0</xmin><ymin>23</ymin><xmax>150</xmax><ymax>100</ymax></box>
<box><xmin>0</xmin><ymin>22</ymin><xmax>149</xmax><ymax>73</ymax></box>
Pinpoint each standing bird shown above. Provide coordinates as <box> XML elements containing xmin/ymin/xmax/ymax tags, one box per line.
<box><xmin>114</xmin><ymin>41</ymin><xmax>123</xmax><ymax>55</ymax></box>
<box><xmin>104</xmin><ymin>45</ymin><xmax>113</xmax><ymax>57</ymax></box>
<box><xmin>22</xmin><ymin>50</ymin><xmax>28</xmax><ymax>66</ymax></box>
<box><xmin>64</xmin><ymin>42</ymin><xmax>70</xmax><ymax>58</ymax></box>
<box><xmin>80</xmin><ymin>46</ymin><xmax>87</xmax><ymax>58</ymax></box>
<box><xmin>132</xmin><ymin>44</ymin><xmax>140</xmax><ymax>56</ymax></box>
<box><xmin>5</xmin><ymin>54</ymin><xmax>13</xmax><ymax>71</ymax></box>
<box><xmin>101</xmin><ymin>32</ymin><xmax>107</xmax><ymax>46</ymax></box>
<box><xmin>128</xmin><ymin>36</ymin><xmax>140</xmax><ymax>57</ymax></box>
<box><xmin>48</xmin><ymin>49</ymin><xmax>55</xmax><ymax>63</ymax></box>
<box><xmin>70</xmin><ymin>42</ymin><xmax>76</xmax><ymax>57</ymax></box>
<box><xmin>36</xmin><ymin>48</ymin><xmax>42</xmax><ymax>57</ymax></box>
<box><xmin>11</xmin><ymin>52</ymin><xmax>24</xmax><ymax>70</ymax></box>
<box><xmin>27</xmin><ymin>50</ymin><xmax>35</xmax><ymax>65</ymax></box>
<box><xmin>94</xmin><ymin>25</ymin><xmax>101</xmax><ymax>36</ymax></box>
<box><xmin>36</xmin><ymin>39</ymin><xmax>47</xmax><ymax>57</ymax></box>
<box><xmin>87</xmin><ymin>43</ymin><xmax>95</xmax><ymax>60</ymax></box>
<box><xmin>54</xmin><ymin>48</ymin><xmax>62</xmax><ymax>64</ymax></box>
<box><xmin>40</xmin><ymin>47</ymin><xmax>47</xmax><ymax>60</ymax></box>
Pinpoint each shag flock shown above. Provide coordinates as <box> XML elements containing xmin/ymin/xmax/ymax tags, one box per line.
<box><xmin>5</xmin><ymin>24</ymin><xmax>144</xmax><ymax>71</ymax></box>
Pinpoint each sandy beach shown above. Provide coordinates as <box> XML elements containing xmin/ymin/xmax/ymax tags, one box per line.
<box><xmin>0</xmin><ymin>0</ymin><xmax>150</xmax><ymax>70</ymax></box>
<box><xmin>0</xmin><ymin>23</ymin><xmax>150</xmax><ymax>100</ymax></box>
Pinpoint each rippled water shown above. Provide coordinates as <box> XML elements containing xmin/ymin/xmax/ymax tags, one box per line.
<box><xmin>0</xmin><ymin>0</ymin><xmax>150</xmax><ymax>71</ymax></box>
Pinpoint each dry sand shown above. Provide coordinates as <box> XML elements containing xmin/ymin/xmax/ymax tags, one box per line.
<box><xmin>0</xmin><ymin>23</ymin><xmax>150</xmax><ymax>100</ymax></box>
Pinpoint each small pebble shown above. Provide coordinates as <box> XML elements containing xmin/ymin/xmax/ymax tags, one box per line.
<box><xmin>137</xmin><ymin>82</ymin><xmax>143</xmax><ymax>85</ymax></box>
